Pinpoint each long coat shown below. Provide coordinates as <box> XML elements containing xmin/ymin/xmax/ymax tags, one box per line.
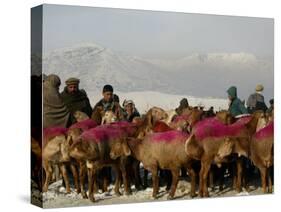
<box><xmin>61</xmin><ymin>87</ymin><xmax>93</xmax><ymax>117</ymax></box>
<box><xmin>43</xmin><ymin>75</ymin><xmax>70</xmax><ymax>128</ymax></box>
<box><xmin>227</xmin><ymin>86</ymin><xmax>248</xmax><ymax>117</ymax></box>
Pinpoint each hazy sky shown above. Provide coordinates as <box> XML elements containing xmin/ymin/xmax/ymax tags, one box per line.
<box><xmin>42</xmin><ymin>4</ymin><xmax>274</xmax><ymax>59</ymax></box>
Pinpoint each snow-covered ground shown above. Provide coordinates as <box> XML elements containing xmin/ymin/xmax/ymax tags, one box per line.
<box><xmin>36</xmin><ymin>178</ymin><xmax>271</xmax><ymax>208</ymax></box>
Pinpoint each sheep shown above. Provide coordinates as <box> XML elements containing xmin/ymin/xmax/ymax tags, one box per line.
<box><xmin>68</xmin><ymin>125</ymin><xmax>132</xmax><ymax>202</ymax></box>
<box><xmin>42</xmin><ymin>127</ymin><xmax>70</xmax><ymax>193</ymax></box>
<box><xmin>184</xmin><ymin>111</ymin><xmax>263</xmax><ymax>197</ymax></box>
<box><xmin>126</xmin><ymin>130</ymin><xmax>196</xmax><ymax>199</ymax></box>
<box><xmin>73</xmin><ymin>111</ymin><xmax>90</xmax><ymax>122</ymax></box>
<box><xmin>250</xmin><ymin>121</ymin><xmax>274</xmax><ymax>193</ymax></box>
<box><xmin>42</xmin><ymin>127</ymin><xmax>82</xmax><ymax>194</ymax></box>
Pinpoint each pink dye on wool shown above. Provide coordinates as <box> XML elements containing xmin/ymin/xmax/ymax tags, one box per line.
<box><xmin>172</xmin><ymin>114</ymin><xmax>190</xmax><ymax>124</ymax></box>
<box><xmin>233</xmin><ymin>115</ymin><xmax>252</xmax><ymax>126</ymax></box>
<box><xmin>43</xmin><ymin>127</ymin><xmax>67</xmax><ymax>140</ymax></box>
<box><xmin>69</xmin><ymin>119</ymin><xmax>98</xmax><ymax>131</ymax></box>
<box><xmin>109</xmin><ymin>121</ymin><xmax>136</xmax><ymax>127</ymax></box>
<box><xmin>153</xmin><ymin>121</ymin><xmax>173</xmax><ymax>132</ymax></box>
<box><xmin>193</xmin><ymin>117</ymin><xmax>246</xmax><ymax>141</ymax></box>
<box><xmin>108</xmin><ymin>121</ymin><xmax>137</xmax><ymax>136</ymax></box>
<box><xmin>150</xmin><ymin>130</ymin><xmax>189</xmax><ymax>143</ymax></box>
<box><xmin>81</xmin><ymin>126</ymin><xmax>126</xmax><ymax>143</ymax></box>
<box><xmin>253</xmin><ymin>122</ymin><xmax>274</xmax><ymax>140</ymax></box>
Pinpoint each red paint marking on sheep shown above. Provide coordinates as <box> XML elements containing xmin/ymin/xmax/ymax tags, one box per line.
<box><xmin>81</xmin><ymin>126</ymin><xmax>127</xmax><ymax>143</ymax></box>
<box><xmin>153</xmin><ymin>121</ymin><xmax>173</xmax><ymax>132</ymax></box>
<box><xmin>150</xmin><ymin>130</ymin><xmax>190</xmax><ymax>143</ymax></box>
<box><xmin>108</xmin><ymin>121</ymin><xmax>137</xmax><ymax>136</ymax></box>
<box><xmin>193</xmin><ymin>117</ymin><xmax>246</xmax><ymax>141</ymax></box>
<box><xmin>172</xmin><ymin>114</ymin><xmax>190</xmax><ymax>124</ymax></box>
<box><xmin>233</xmin><ymin>116</ymin><xmax>252</xmax><ymax>126</ymax></box>
<box><xmin>69</xmin><ymin>119</ymin><xmax>98</xmax><ymax>131</ymax></box>
<box><xmin>43</xmin><ymin>127</ymin><xmax>67</xmax><ymax>139</ymax></box>
<box><xmin>253</xmin><ymin>122</ymin><xmax>274</xmax><ymax>140</ymax></box>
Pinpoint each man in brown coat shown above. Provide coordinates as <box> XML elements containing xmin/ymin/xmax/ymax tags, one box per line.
<box><xmin>60</xmin><ymin>77</ymin><xmax>93</xmax><ymax>124</ymax></box>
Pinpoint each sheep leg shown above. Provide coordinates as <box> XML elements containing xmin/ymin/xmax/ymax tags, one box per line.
<box><xmin>113</xmin><ymin>165</ymin><xmax>122</xmax><ymax>196</ymax></box>
<box><xmin>167</xmin><ymin>169</ymin><xmax>179</xmax><ymax>199</ymax></box>
<box><xmin>199</xmin><ymin>165</ymin><xmax>204</xmax><ymax>197</ymax></box>
<box><xmin>70</xmin><ymin>163</ymin><xmax>80</xmax><ymax>194</ymax></box>
<box><xmin>87</xmin><ymin>168</ymin><xmax>95</xmax><ymax>202</ymax></box>
<box><xmin>203</xmin><ymin>162</ymin><xmax>212</xmax><ymax>197</ymax></box>
<box><xmin>79</xmin><ymin>162</ymin><xmax>88</xmax><ymax>199</ymax></box>
<box><xmin>200</xmin><ymin>157</ymin><xmax>212</xmax><ymax>197</ymax></box>
<box><xmin>92</xmin><ymin>169</ymin><xmax>98</xmax><ymax>196</ymax></box>
<box><xmin>186</xmin><ymin>162</ymin><xmax>196</xmax><ymax>198</ymax></box>
<box><xmin>59</xmin><ymin>164</ymin><xmax>71</xmax><ymax>193</ymax></box>
<box><xmin>259</xmin><ymin>166</ymin><xmax>267</xmax><ymax>193</ymax></box>
<box><xmin>236</xmin><ymin>158</ymin><xmax>243</xmax><ymax>193</ymax></box>
<box><xmin>151</xmin><ymin>167</ymin><xmax>159</xmax><ymax>199</ymax></box>
<box><xmin>54</xmin><ymin>164</ymin><xmax>60</xmax><ymax>181</ymax></box>
<box><xmin>93</xmin><ymin>171</ymin><xmax>99</xmax><ymax>194</ymax></box>
<box><xmin>42</xmin><ymin>161</ymin><xmax>52</xmax><ymax>192</ymax></box>
<box><xmin>120</xmin><ymin>164</ymin><xmax>131</xmax><ymax>195</ymax></box>
<box><xmin>132</xmin><ymin>160</ymin><xmax>143</xmax><ymax>190</ymax></box>
<box><xmin>268</xmin><ymin>167</ymin><xmax>273</xmax><ymax>193</ymax></box>
<box><xmin>208</xmin><ymin>167</ymin><xmax>214</xmax><ymax>191</ymax></box>
<box><xmin>101</xmin><ymin>167</ymin><xmax>110</xmax><ymax>192</ymax></box>
<box><xmin>232</xmin><ymin>161</ymin><xmax>237</xmax><ymax>190</ymax></box>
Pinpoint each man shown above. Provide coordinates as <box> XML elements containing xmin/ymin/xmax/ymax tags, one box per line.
<box><xmin>43</xmin><ymin>74</ymin><xmax>71</xmax><ymax>128</ymax></box>
<box><xmin>123</xmin><ymin>100</ymin><xmax>140</xmax><ymax>122</ymax></box>
<box><xmin>175</xmin><ymin>98</ymin><xmax>189</xmax><ymax>115</ymax></box>
<box><xmin>92</xmin><ymin>84</ymin><xmax>120</xmax><ymax>188</ymax></box>
<box><xmin>227</xmin><ymin>86</ymin><xmax>248</xmax><ymax>117</ymax></box>
<box><xmin>246</xmin><ymin>84</ymin><xmax>268</xmax><ymax>113</ymax></box>
<box><xmin>93</xmin><ymin>84</ymin><xmax>117</xmax><ymax>112</ymax></box>
<box><xmin>61</xmin><ymin>77</ymin><xmax>92</xmax><ymax>121</ymax></box>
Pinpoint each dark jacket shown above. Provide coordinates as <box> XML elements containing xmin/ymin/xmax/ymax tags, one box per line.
<box><xmin>227</xmin><ymin>86</ymin><xmax>248</xmax><ymax>117</ymax></box>
<box><xmin>93</xmin><ymin>98</ymin><xmax>116</xmax><ymax>112</ymax></box>
<box><xmin>124</xmin><ymin>109</ymin><xmax>140</xmax><ymax>122</ymax></box>
<box><xmin>60</xmin><ymin>87</ymin><xmax>93</xmax><ymax>118</ymax></box>
<box><xmin>247</xmin><ymin>93</ymin><xmax>268</xmax><ymax>113</ymax></box>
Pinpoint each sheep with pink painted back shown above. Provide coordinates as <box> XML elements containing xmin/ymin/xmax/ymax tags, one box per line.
<box><xmin>126</xmin><ymin>130</ymin><xmax>196</xmax><ymax>199</ymax></box>
<box><xmin>42</xmin><ymin>126</ymin><xmax>78</xmax><ymax>194</ymax></box>
<box><xmin>250</xmin><ymin>121</ymin><xmax>274</xmax><ymax>193</ymax></box>
<box><xmin>184</xmin><ymin>111</ymin><xmax>264</xmax><ymax>197</ymax></box>
<box><xmin>69</xmin><ymin>123</ymin><xmax>132</xmax><ymax>202</ymax></box>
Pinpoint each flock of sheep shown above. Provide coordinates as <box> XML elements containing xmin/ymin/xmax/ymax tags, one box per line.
<box><xmin>31</xmin><ymin>105</ymin><xmax>274</xmax><ymax>203</ymax></box>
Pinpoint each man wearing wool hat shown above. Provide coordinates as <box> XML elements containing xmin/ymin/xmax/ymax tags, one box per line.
<box><xmin>246</xmin><ymin>84</ymin><xmax>268</xmax><ymax>113</ymax></box>
<box><xmin>60</xmin><ymin>77</ymin><xmax>93</xmax><ymax>121</ymax></box>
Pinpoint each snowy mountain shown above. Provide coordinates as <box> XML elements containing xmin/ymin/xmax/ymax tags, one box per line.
<box><xmin>146</xmin><ymin>52</ymin><xmax>273</xmax><ymax>100</ymax></box>
<box><xmin>42</xmin><ymin>43</ymin><xmax>273</xmax><ymax>103</ymax></box>
<box><xmin>43</xmin><ymin>43</ymin><xmax>172</xmax><ymax>94</ymax></box>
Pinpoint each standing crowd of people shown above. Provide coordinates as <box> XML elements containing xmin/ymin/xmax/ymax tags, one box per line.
<box><xmin>43</xmin><ymin>74</ymin><xmax>141</xmax><ymax>128</ymax></box>
<box><xmin>43</xmin><ymin>74</ymin><xmax>273</xmax><ymax>129</ymax></box>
